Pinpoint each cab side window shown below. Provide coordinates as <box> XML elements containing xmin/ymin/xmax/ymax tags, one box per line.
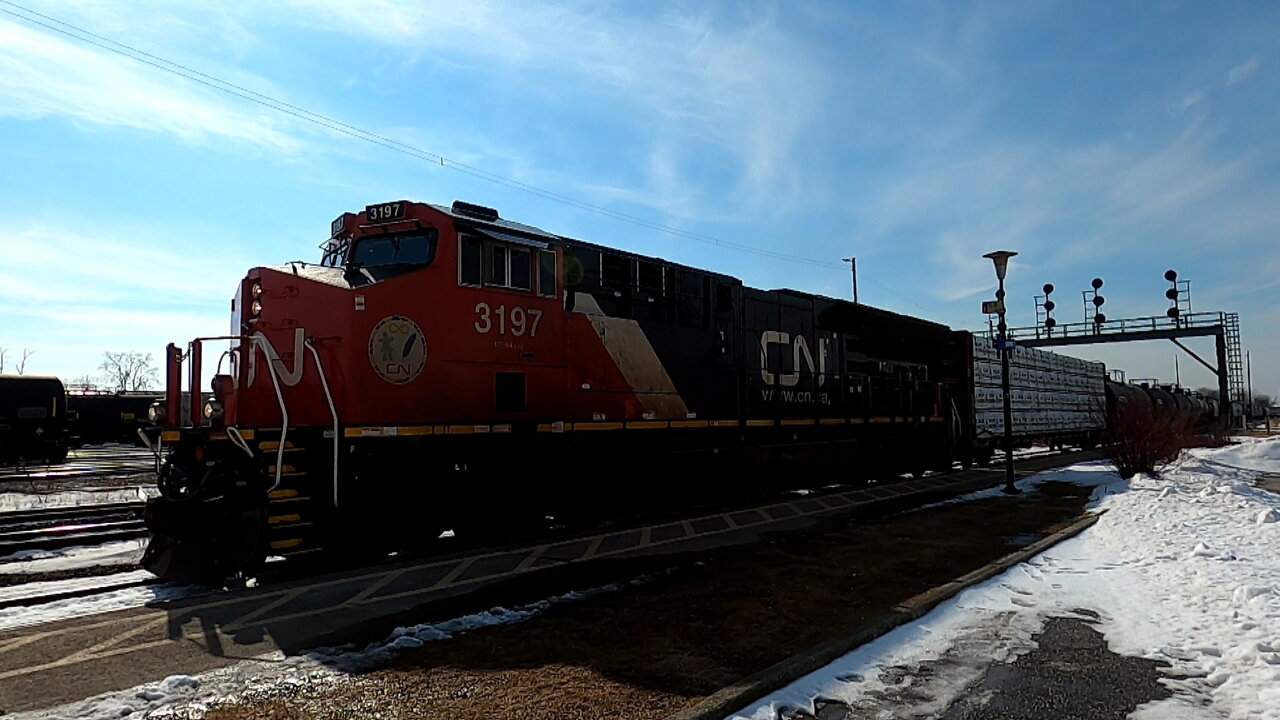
<box><xmin>460</xmin><ymin>234</ymin><xmax>553</xmax><ymax>295</ymax></box>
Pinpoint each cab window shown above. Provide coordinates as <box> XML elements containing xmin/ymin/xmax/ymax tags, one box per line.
<box><xmin>350</xmin><ymin>231</ymin><xmax>437</xmax><ymax>268</ymax></box>
<box><xmin>460</xmin><ymin>235</ymin><xmax>555</xmax><ymax>295</ymax></box>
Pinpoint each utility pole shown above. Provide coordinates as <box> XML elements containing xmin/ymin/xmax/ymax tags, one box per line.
<box><xmin>842</xmin><ymin>257</ymin><xmax>859</xmax><ymax>304</ymax></box>
<box><xmin>1246</xmin><ymin>351</ymin><xmax>1253</xmax><ymax>419</ymax></box>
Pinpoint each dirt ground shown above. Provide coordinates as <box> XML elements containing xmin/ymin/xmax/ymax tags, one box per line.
<box><xmin>206</xmin><ymin>478</ymin><xmax>1098</xmax><ymax>720</ymax></box>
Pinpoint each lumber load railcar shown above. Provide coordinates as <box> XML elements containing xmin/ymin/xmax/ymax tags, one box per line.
<box><xmin>949</xmin><ymin>333</ymin><xmax>1107</xmax><ymax>467</ymax></box>
<box><xmin>0</xmin><ymin>375</ymin><xmax>69</xmax><ymax>464</ymax></box>
<box><xmin>142</xmin><ymin>199</ymin><xmax>957</xmax><ymax>582</ymax></box>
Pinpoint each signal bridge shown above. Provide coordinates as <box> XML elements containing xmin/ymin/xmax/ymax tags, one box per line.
<box><xmin>989</xmin><ymin>310</ymin><xmax>1244</xmax><ymax>420</ymax></box>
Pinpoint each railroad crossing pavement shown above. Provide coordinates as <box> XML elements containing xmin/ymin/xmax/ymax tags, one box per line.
<box><xmin>0</xmin><ymin>451</ymin><xmax>1098</xmax><ymax>714</ymax></box>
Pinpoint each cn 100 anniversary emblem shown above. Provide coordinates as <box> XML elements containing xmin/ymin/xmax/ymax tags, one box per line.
<box><xmin>368</xmin><ymin>315</ymin><xmax>427</xmax><ymax>384</ymax></box>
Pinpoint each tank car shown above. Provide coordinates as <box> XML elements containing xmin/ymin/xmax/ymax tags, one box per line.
<box><xmin>143</xmin><ymin>200</ymin><xmax>959</xmax><ymax>582</ymax></box>
<box><xmin>0</xmin><ymin>375</ymin><xmax>69</xmax><ymax>464</ymax></box>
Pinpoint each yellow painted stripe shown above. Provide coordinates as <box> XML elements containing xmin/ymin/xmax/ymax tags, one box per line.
<box><xmin>344</xmin><ymin>428</ymin><xmax>366</xmax><ymax>438</ymax></box>
<box><xmin>626</xmin><ymin>421</ymin><xmax>669</xmax><ymax>430</ymax></box>
<box><xmin>492</xmin><ymin>424</ymin><xmax>513</xmax><ymax>433</ymax></box>
<box><xmin>575</xmin><ymin>422</ymin><xmax>624</xmax><ymax>431</ymax></box>
<box><xmin>781</xmin><ymin>418</ymin><xmax>815</xmax><ymax>426</ymax></box>
<box><xmin>268</xmin><ymin>488</ymin><xmax>298</xmax><ymax>500</ymax></box>
<box><xmin>745</xmin><ymin>419</ymin><xmax>775</xmax><ymax>427</ymax></box>
<box><xmin>850</xmin><ymin>418</ymin><xmax>866</xmax><ymax>424</ymax></box>
<box><xmin>268</xmin><ymin>514</ymin><xmax>302</xmax><ymax>525</ymax></box>
<box><xmin>267</xmin><ymin>465</ymin><xmax>297</xmax><ymax>474</ymax></box>
<box><xmin>670</xmin><ymin>419</ymin><xmax>709</xmax><ymax>428</ymax></box>
<box><xmin>820</xmin><ymin>418</ymin><xmax>848</xmax><ymax>425</ymax></box>
<box><xmin>709</xmin><ymin>419</ymin><xmax>741</xmax><ymax>428</ymax></box>
<box><xmin>270</xmin><ymin>538</ymin><xmax>304</xmax><ymax>550</ymax></box>
<box><xmin>537</xmin><ymin>422</ymin><xmax>570</xmax><ymax>433</ymax></box>
<box><xmin>239</xmin><ymin>429</ymin><xmax>255</xmax><ymax>440</ymax></box>
<box><xmin>396</xmin><ymin>426</ymin><xmax>434</xmax><ymax>436</ymax></box>
<box><xmin>930</xmin><ymin>415</ymin><xmax>945</xmax><ymax>422</ymax></box>
<box><xmin>258</xmin><ymin>441</ymin><xmax>297</xmax><ymax>451</ymax></box>
<box><xmin>869</xmin><ymin>417</ymin><xmax>892</xmax><ymax>424</ymax></box>
<box><xmin>161</xmin><ymin>430</ymin><xmax>180</xmax><ymax>442</ymax></box>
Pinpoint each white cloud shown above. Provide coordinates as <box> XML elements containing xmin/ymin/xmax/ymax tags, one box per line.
<box><xmin>274</xmin><ymin>0</ymin><xmax>829</xmax><ymax>207</ymax></box>
<box><xmin>1226</xmin><ymin>58</ymin><xmax>1260</xmax><ymax>87</ymax></box>
<box><xmin>0</xmin><ymin>17</ymin><xmax>296</xmax><ymax>150</ymax></box>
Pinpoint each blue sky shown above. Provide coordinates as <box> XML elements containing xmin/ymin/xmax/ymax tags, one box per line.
<box><xmin>0</xmin><ymin>0</ymin><xmax>1277</xmax><ymax>399</ymax></box>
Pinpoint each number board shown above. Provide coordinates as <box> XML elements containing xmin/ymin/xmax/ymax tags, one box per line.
<box><xmin>330</xmin><ymin>214</ymin><xmax>346</xmax><ymax>237</ymax></box>
<box><xmin>366</xmin><ymin>202</ymin><xmax>406</xmax><ymax>223</ymax></box>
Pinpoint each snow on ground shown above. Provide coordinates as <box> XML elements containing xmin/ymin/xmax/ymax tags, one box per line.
<box><xmin>12</xmin><ymin>581</ymin><xmax>634</xmax><ymax>720</ymax></box>
<box><xmin>0</xmin><ymin>538</ymin><xmax>145</xmax><ymax>574</ymax></box>
<box><xmin>1191</xmin><ymin>434</ymin><xmax>1280</xmax><ymax>474</ymax></box>
<box><xmin>733</xmin><ymin>436</ymin><xmax>1280</xmax><ymax>720</ymax></box>
<box><xmin>0</xmin><ymin>486</ymin><xmax>155</xmax><ymax>513</ymax></box>
<box><xmin>0</xmin><ymin>578</ymin><xmax>209</xmax><ymax>632</ymax></box>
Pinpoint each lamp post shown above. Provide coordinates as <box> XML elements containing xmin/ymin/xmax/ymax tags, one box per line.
<box><xmin>983</xmin><ymin>250</ymin><xmax>1019</xmax><ymax>495</ymax></box>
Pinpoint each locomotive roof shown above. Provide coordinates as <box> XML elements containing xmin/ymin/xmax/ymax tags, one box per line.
<box><xmin>429</xmin><ymin>202</ymin><xmax>740</xmax><ymax>283</ymax></box>
<box><xmin>430</xmin><ymin>201</ymin><xmax>951</xmax><ymax>331</ymax></box>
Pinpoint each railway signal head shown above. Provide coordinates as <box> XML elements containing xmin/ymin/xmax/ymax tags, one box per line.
<box><xmin>1044</xmin><ymin>300</ymin><xmax>1055</xmax><ymax>312</ymax></box>
<box><xmin>1091</xmin><ymin>277</ymin><xmax>1104</xmax><ymax>290</ymax></box>
<box><xmin>1168</xmin><ymin>307</ymin><xmax>1180</xmax><ymax>319</ymax></box>
<box><xmin>1092</xmin><ymin>295</ymin><xmax>1105</xmax><ymax>307</ymax></box>
<box><xmin>1046</xmin><ymin>317</ymin><xmax>1057</xmax><ymax>328</ymax></box>
<box><xmin>1094</xmin><ymin>312</ymin><xmax>1107</xmax><ymax>325</ymax></box>
<box><xmin>1165</xmin><ymin>269</ymin><xmax>1178</xmax><ymax>282</ymax></box>
<box><xmin>1043</xmin><ymin>283</ymin><xmax>1055</xmax><ymax>295</ymax></box>
<box><xmin>1166</xmin><ymin>288</ymin><xmax>1179</xmax><ymax>300</ymax></box>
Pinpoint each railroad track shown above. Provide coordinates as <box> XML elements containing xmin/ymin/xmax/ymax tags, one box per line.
<box><xmin>0</xmin><ymin>501</ymin><xmax>147</xmax><ymax>553</ymax></box>
<box><xmin>0</xmin><ymin>446</ymin><xmax>157</xmax><ymax>483</ymax></box>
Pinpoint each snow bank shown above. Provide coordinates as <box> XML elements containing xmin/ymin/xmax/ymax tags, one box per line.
<box><xmin>733</xmin><ymin>436</ymin><xmax>1280</xmax><ymax>720</ymax></box>
<box><xmin>1192</xmin><ymin>435</ymin><xmax>1280</xmax><ymax>473</ymax></box>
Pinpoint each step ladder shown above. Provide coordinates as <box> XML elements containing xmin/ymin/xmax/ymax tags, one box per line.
<box><xmin>256</xmin><ymin>431</ymin><xmax>325</xmax><ymax>559</ymax></box>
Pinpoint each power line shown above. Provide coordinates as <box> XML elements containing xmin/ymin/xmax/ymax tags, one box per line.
<box><xmin>0</xmin><ymin>0</ymin><xmax>844</xmax><ymax>270</ymax></box>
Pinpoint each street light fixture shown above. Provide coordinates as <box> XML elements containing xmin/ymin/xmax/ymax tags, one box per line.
<box><xmin>982</xmin><ymin>250</ymin><xmax>1019</xmax><ymax>495</ymax></box>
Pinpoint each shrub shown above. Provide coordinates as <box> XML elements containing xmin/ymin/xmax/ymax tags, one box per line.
<box><xmin>1102</xmin><ymin>404</ymin><xmax>1198</xmax><ymax>479</ymax></box>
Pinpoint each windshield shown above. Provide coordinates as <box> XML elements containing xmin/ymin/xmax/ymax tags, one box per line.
<box><xmin>349</xmin><ymin>231</ymin><xmax>438</xmax><ymax>268</ymax></box>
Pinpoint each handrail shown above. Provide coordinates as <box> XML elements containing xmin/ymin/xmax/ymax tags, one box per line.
<box><xmin>987</xmin><ymin>311</ymin><xmax>1228</xmax><ymax>341</ymax></box>
<box><xmin>304</xmin><ymin>339</ymin><xmax>340</xmax><ymax>508</ymax></box>
<box><xmin>250</xmin><ymin>333</ymin><xmax>290</xmax><ymax>492</ymax></box>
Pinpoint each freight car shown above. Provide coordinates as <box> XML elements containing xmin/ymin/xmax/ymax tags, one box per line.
<box><xmin>142</xmin><ymin>200</ymin><xmax>1105</xmax><ymax>582</ymax></box>
<box><xmin>66</xmin><ymin>390</ymin><xmax>164</xmax><ymax>446</ymax></box>
<box><xmin>0</xmin><ymin>375</ymin><xmax>69</xmax><ymax>464</ymax></box>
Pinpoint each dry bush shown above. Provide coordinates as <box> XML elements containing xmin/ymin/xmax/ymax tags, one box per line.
<box><xmin>1102</xmin><ymin>404</ymin><xmax>1198</xmax><ymax>479</ymax></box>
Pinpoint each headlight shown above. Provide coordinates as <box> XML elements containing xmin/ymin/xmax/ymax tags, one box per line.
<box><xmin>147</xmin><ymin>403</ymin><xmax>166</xmax><ymax>423</ymax></box>
<box><xmin>251</xmin><ymin>300</ymin><xmax>263</xmax><ymax>316</ymax></box>
<box><xmin>251</xmin><ymin>282</ymin><xmax>263</xmax><ymax>298</ymax></box>
<box><xmin>203</xmin><ymin>400</ymin><xmax>224</xmax><ymax>420</ymax></box>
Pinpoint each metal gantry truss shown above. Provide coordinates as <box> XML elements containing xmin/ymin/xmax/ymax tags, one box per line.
<box><xmin>985</xmin><ymin>311</ymin><xmax>1245</xmax><ymax>417</ymax></box>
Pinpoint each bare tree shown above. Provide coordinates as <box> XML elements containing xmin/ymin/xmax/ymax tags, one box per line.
<box><xmin>99</xmin><ymin>351</ymin><xmax>159</xmax><ymax>392</ymax></box>
<box><xmin>0</xmin><ymin>347</ymin><xmax>6</xmax><ymax>374</ymax></box>
<box><xmin>70</xmin><ymin>374</ymin><xmax>99</xmax><ymax>391</ymax></box>
<box><xmin>16</xmin><ymin>349</ymin><xmax>33</xmax><ymax>375</ymax></box>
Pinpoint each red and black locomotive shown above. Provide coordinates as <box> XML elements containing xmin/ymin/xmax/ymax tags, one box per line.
<box><xmin>143</xmin><ymin>200</ymin><xmax>959</xmax><ymax>581</ymax></box>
